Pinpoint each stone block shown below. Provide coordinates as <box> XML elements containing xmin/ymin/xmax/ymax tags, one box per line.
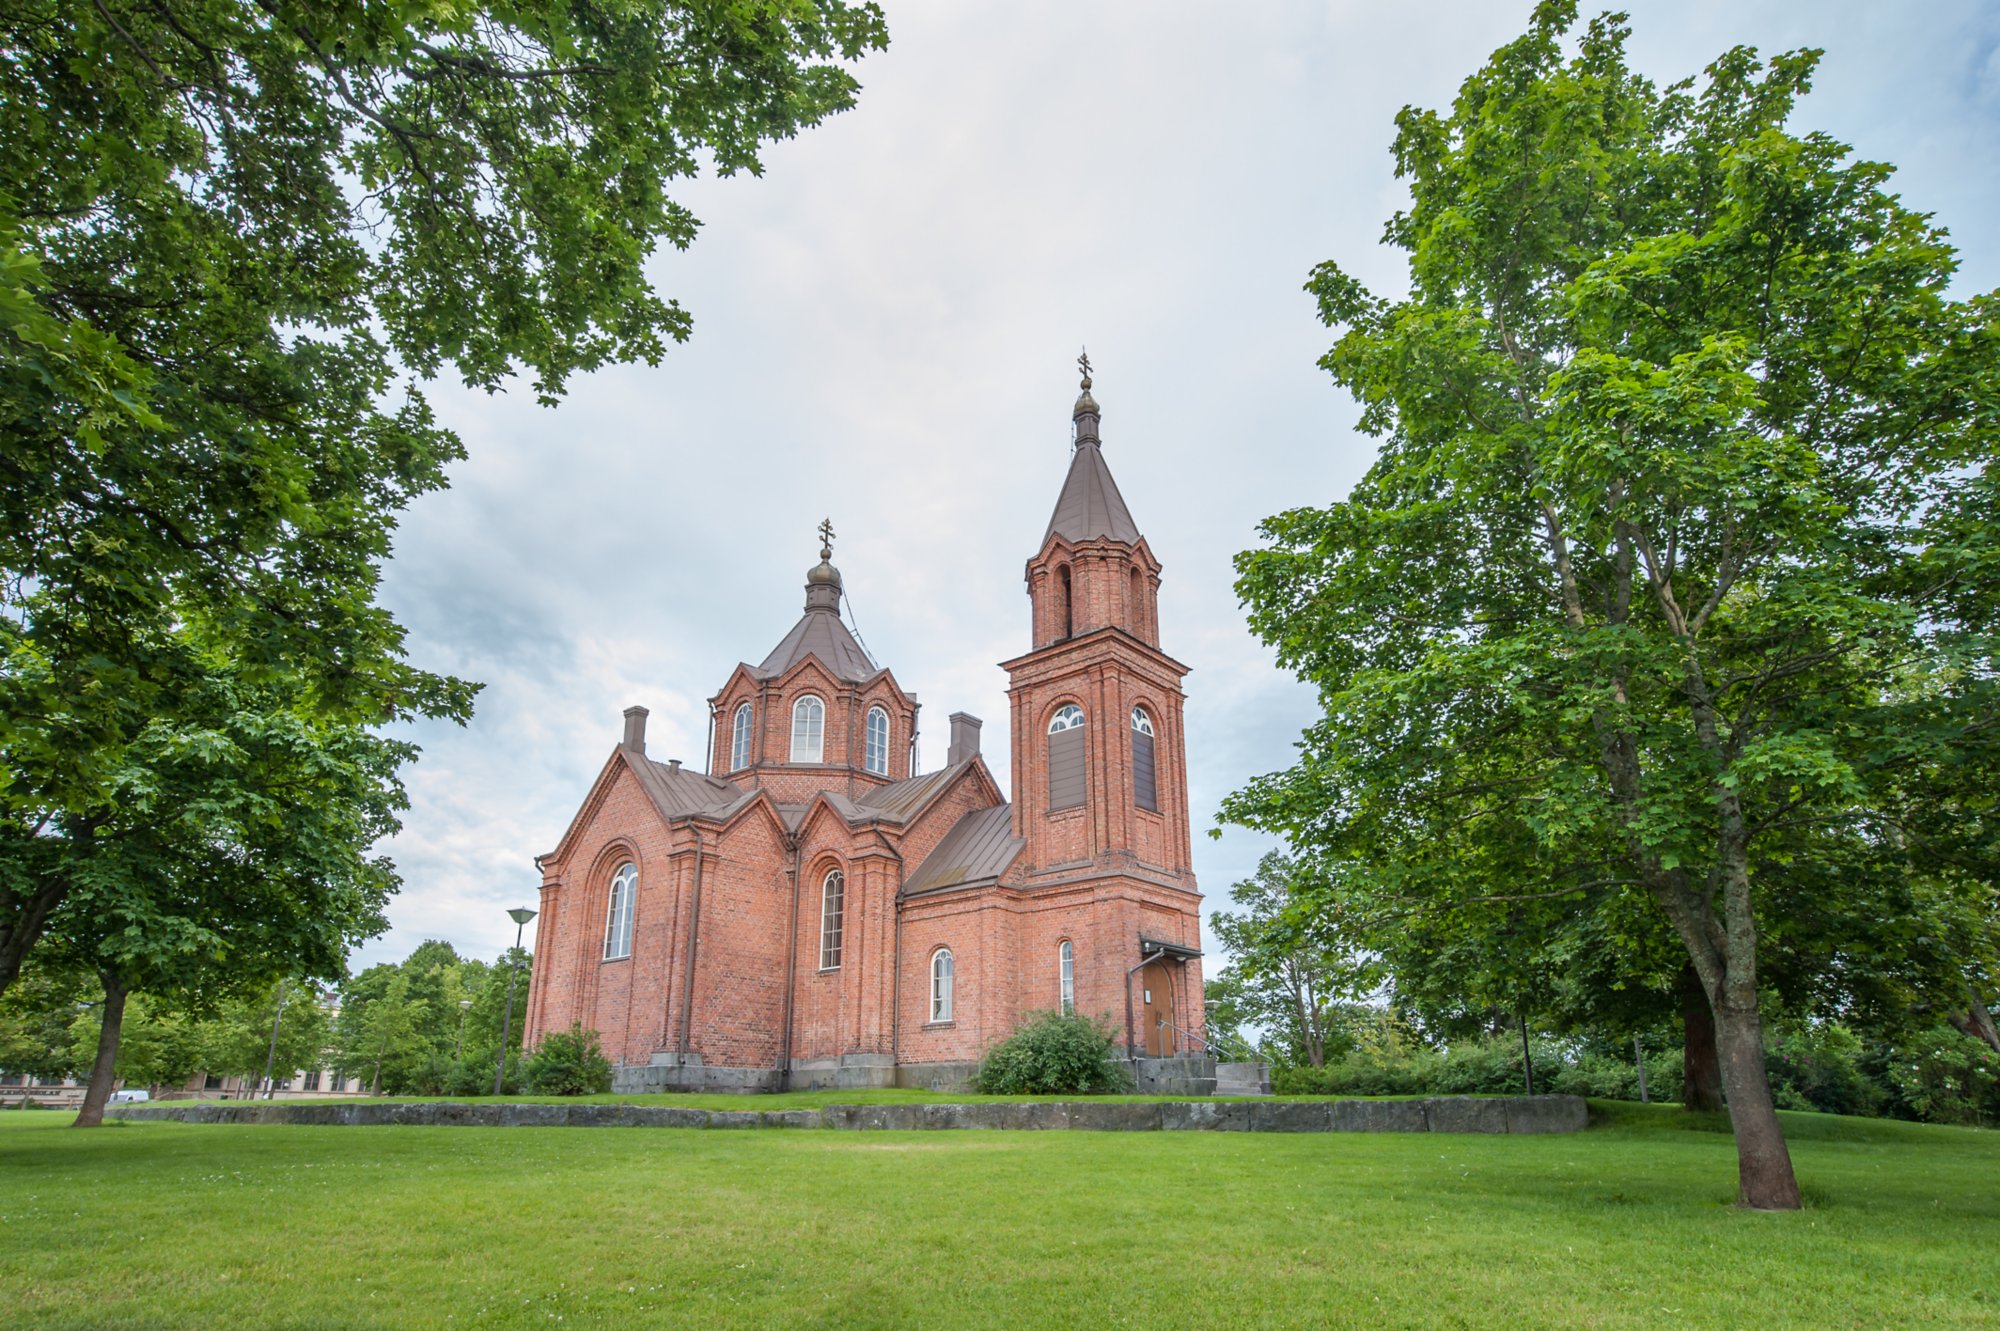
<box><xmin>758</xmin><ymin>1110</ymin><xmax>823</xmax><ymax>1130</ymax></box>
<box><xmin>705</xmin><ymin>1110</ymin><xmax>762</xmax><ymax>1129</ymax></box>
<box><xmin>1423</xmin><ymin>1097</ymin><xmax>1508</xmax><ymax>1134</ymax></box>
<box><xmin>1063</xmin><ymin>1102</ymin><xmax>1163</xmax><ymax>1131</ymax></box>
<box><xmin>1246</xmin><ymin>1101</ymin><xmax>1334</xmax><ymax>1133</ymax></box>
<box><xmin>1504</xmin><ymin>1095</ymin><xmax>1588</xmax><ymax>1134</ymax></box>
<box><xmin>1329</xmin><ymin>1099</ymin><xmax>1428</xmax><ymax>1132</ymax></box>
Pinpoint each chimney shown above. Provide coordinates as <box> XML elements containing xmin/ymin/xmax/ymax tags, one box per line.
<box><xmin>622</xmin><ymin>705</ymin><xmax>648</xmax><ymax>753</ymax></box>
<box><xmin>947</xmin><ymin>712</ymin><xmax>981</xmax><ymax>767</ymax></box>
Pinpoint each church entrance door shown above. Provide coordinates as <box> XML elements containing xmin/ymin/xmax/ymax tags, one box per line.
<box><xmin>1141</xmin><ymin>961</ymin><xmax>1176</xmax><ymax>1056</ymax></box>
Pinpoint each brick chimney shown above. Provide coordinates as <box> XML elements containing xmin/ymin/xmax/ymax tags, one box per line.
<box><xmin>622</xmin><ymin>705</ymin><xmax>649</xmax><ymax>753</ymax></box>
<box><xmin>947</xmin><ymin>712</ymin><xmax>981</xmax><ymax>766</ymax></box>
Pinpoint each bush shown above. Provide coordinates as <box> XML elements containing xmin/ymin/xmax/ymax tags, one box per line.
<box><xmin>1864</xmin><ymin>1026</ymin><xmax>1999</xmax><ymax>1127</ymax></box>
<box><xmin>523</xmin><ymin>1024</ymin><xmax>613</xmax><ymax>1096</ymax></box>
<box><xmin>1765</xmin><ymin>1024</ymin><xmax>1886</xmax><ymax>1118</ymax></box>
<box><xmin>973</xmin><ymin>1012</ymin><xmax>1133</xmax><ymax>1095</ymax></box>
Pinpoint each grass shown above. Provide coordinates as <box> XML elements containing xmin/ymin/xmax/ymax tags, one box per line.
<box><xmin>3</xmin><ymin>1100</ymin><xmax>1994</xmax><ymax>1329</ymax></box>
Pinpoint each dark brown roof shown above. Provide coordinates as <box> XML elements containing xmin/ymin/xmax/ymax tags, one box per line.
<box><xmin>630</xmin><ymin>757</ymin><xmax>748</xmax><ymax>820</ymax></box>
<box><xmin>902</xmin><ymin>804</ymin><xmax>1023</xmax><ymax>895</ymax></box>
<box><xmin>854</xmin><ymin>763</ymin><xmax>964</xmax><ymax>820</ymax></box>
<box><xmin>754</xmin><ymin>605</ymin><xmax>877</xmax><ymax>682</ymax></box>
<box><xmin>1043</xmin><ymin>440</ymin><xmax>1142</xmax><ymax>546</ymax></box>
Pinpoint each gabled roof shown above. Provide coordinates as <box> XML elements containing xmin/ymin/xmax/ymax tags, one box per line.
<box><xmin>753</xmin><ymin>606</ymin><xmax>877</xmax><ymax>683</ymax></box>
<box><xmin>1043</xmin><ymin>439</ymin><xmax>1141</xmax><ymax>546</ymax></box>
<box><xmin>903</xmin><ymin>804</ymin><xmax>1023</xmax><ymax>895</ymax></box>
<box><xmin>629</xmin><ymin>756</ymin><xmax>749</xmax><ymax>821</ymax></box>
<box><xmin>854</xmin><ymin>763</ymin><xmax>964</xmax><ymax>820</ymax></box>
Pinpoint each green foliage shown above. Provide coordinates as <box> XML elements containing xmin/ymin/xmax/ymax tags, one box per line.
<box><xmin>1206</xmin><ymin>851</ymin><xmax>1376</xmax><ymax>1067</ymax></box>
<box><xmin>973</xmin><ymin>1011</ymin><xmax>1134</xmax><ymax>1095</ymax></box>
<box><xmin>335</xmin><ymin>942</ymin><xmax>531</xmax><ymax>1095</ymax></box>
<box><xmin>1225</xmin><ymin>0</ymin><xmax>2000</xmax><ymax>1206</ymax></box>
<box><xmin>524</xmin><ymin>1025</ymin><xmax>612</xmax><ymax>1097</ymax></box>
<box><xmin>1864</xmin><ymin>1027</ymin><xmax>2000</xmax><ymax>1127</ymax></box>
<box><xmin>0</xmin><ymin>0</ymin><xmax>890</xmax><ymax>995</ymax></box>
<box><xmin>0</xmin><ymin>967</ymin><xmax>89</xmax><ymax>1083</ymax></box>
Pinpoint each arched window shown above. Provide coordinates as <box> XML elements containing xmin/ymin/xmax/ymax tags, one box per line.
<box><xmin>1048</xmin><ymin>703</ymin><xmax>1086</xmax><ymax>811</ymax></box>
<box><xmin>1131</xmin><ymin>705</ymin><xmax>1159</xmax><ymax>812</ymax></box>
<box><xmin>930</xmin><ymin>948</ymin><xmax>954</xmax><ymax>1023</ymax></box>
<box><xmin>819</xmin><ymin>869</ymin><xmax>845</xmax><ymax>970</ymax></box>
<box><xmin>791</xmin><ymin>695</ymin><xmax>825</xmax><ymax>762</ymax></box>
<box><xmin>864</xmin><ymin>706</ymin><xmax>890</xmax><ymax>776</ymax></box>
<box><xmin>1056</xmin><ymin>565</ymin><xmax>1073</xmax><ymax>639</ymax></box>
<box><xmin>603</xmin><ymin>862</ymin><xmax>637</xmax><ymax>961</ymax></box>
<box><xmin>1129</xmin><ymin>567</ymin><xmax>1145</xmax><ymax>636</ymax></box>
<box><xmin>1059</xmin><ymin>940</ymin><xmax>1075</xmax><ymax>1016</ymax></box>
<box><xmin>730</xmin><ymin>702</ymin><xmax>753</xmax><ymax>771</ymax></box>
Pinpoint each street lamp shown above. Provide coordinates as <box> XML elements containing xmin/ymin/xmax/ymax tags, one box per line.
<box><xmin>455</xmin><ymin>998</ymin><xmax>473</xmax><ymax>1060</ymax></box>
<box><xmin>494</xmin><ymin>907</ymin><xmax>537</xmax><ymax>1096</ymax></box>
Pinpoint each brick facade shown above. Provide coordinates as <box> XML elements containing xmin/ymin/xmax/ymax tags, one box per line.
<box><xmin>522</xmin><ymin>374</ymin><xmax>1206</xmax><ymax>1087</ymax></box>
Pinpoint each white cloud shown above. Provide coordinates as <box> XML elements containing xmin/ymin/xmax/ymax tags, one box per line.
<box><xmin>356</xmin><ymin>0</ymin><xmax>2000</xmax><ymax>974</ymax></box>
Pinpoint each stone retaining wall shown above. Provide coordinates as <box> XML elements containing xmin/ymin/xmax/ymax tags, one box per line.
<box><xmin>108</xmin><ymin>1095</ymin><xmax>1585</xmax><ymax>1134</ymax></box>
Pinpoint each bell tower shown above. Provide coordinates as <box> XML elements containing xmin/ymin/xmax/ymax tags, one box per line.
<box><xmin>1002</xmin><ymin>356</ymin><xmax>1194</xmax><ymax>883</ymax></box>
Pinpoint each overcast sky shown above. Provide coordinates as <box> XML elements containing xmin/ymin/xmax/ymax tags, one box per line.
<box><xmin>356</xmin><ymin>0</ymin><xmax>2000</xmax><ymax>977</ymax></box>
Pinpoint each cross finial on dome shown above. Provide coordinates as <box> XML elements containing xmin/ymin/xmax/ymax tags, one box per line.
<box><xmin>1072</xmin><ymin>348</ymin><xmax>1100</xmax><ymax>443</ymax></box>
<box><xmin>818</xmin><ymin>516</ymin><xmax>836</xmax><ymax>562</ymax></box>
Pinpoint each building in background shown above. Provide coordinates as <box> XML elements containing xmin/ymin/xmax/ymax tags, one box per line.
<box><xmin>523</xmin><ymin>367</ymin><xmax>1208</xmax><ymax>1091</ymax></box>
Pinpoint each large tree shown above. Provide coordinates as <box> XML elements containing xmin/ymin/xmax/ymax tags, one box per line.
<box><xmin>1225</xmin><ymin>3</ymin><xmax>1998</xmax><ymax>1209</ymax></box>
<box><xmin>0</xmin><ymin>0</ymin><xmax>889</xmax><ymax>992</ymax></box>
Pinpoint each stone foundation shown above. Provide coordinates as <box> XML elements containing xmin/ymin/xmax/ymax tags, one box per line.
<box><xmin>109</xmin><ymin>1094</ymin><xmax>1588</xmax><ymax>1134</ymax></box>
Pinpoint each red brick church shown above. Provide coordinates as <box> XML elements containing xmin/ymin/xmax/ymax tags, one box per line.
<box><xmin>520</xmin><ymin>364</ymin><xmax>1208</xmax><ymax>1091</ymax></box>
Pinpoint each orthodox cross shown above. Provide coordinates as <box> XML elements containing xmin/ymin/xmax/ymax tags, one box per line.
<box><xmin>1077</xmin><ymin>348</ymin><xmax>1092</xmax><ymax>387</ymax></box>
<box><xmin>818</xmin><ymin>516</ymin><xmax>836</xmax><ymax>560</ymax></box>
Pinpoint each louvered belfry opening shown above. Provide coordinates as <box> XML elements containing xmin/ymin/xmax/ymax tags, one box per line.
<box><xmin>1048</xmin><ymin>705</ymin><xmax>1086</xmax><ymax>810</ymax></box>
<box><xmin>1132</xmin><ymin>711</ymin><xmax>1158</xmax><ymax>812</ymax></box>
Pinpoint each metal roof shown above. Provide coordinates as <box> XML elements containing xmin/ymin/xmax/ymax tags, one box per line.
<box><xmin>630</xmin><ymin>758</ymin><xmax>748</xmax><ymax>820</ymax></box>
<box><xmin>902</xmin><ymin>804</ymin><xmax>1023</xmax><ymax>895</ymax></box>
<box><xmin>854</xmin><ymin>762</ymin><xmax>964</xmax><ymax>820</ymax></box>
<box><xmin>753</xmin><ymin>604</ymin><xmax>877</xmax><ymax>682</ymax></box>
<box><xmin>1043</xmin><ymin>439</ymin><xmax>1142</xmax><ymax>546</ymax></box>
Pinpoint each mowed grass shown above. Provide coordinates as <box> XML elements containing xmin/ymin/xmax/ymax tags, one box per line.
<box><xmin>3</xmin><ymin>1102</ymin><xmax>1994</xmax><ymax>1329</ymax></box>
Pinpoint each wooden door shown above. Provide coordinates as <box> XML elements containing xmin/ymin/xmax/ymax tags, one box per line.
<box><xmin>1141</xmin><ymin>961</ymin><xmax>1176</xmax><ymax>1056</ymax></box>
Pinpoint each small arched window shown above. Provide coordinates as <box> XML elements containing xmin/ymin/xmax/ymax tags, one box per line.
<box><xmin>1059</xmin><ymin>940</ymin><xmax>1075</xmax><ymax>1016</ymax></box>
<box><xmin>1131</xmin><ymin>705</ymin><xmax>1159</xmax><ymax>812</ymax></box>
<box><xmin>791</xmin><ymin>695</ymin><xmax>824</xmax><ymax>762</ymax></box>
<box><xmin>864</xmin><ymin>706</ymin><xmax>890</xmax><ymax>776</ymax></box>
<box><xmin>603</xmin><ymin>862</ymin><xmax>637</xmax><ymax>961</ymax></box>
<box><xmin>819</xmin><ymin>869</ymin><xmax>844</xmax><ymax>970</ymax></box>
<box><xmin>1056</xmin><ymin>564</ymin><xmax>1073</xmax><ymax>639</ymax></box>
<box><xmin>1048</xmin><ymin>704</ymin><xmax>1086</xmax><ymax>811</ymax></box>
<box><xmin>930</xmin><ymin>948</ymin><xmax>954</xmax><ymax>1023</ymax></box>
<box><xmin>730</xmin><ymin>702</ymin><xmax>753</xmax><ymax>771</ymax></box>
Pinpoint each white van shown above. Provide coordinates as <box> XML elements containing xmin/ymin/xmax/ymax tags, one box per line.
<box><xmin>109</xmin><ymin>1088</ymin><xmax>150</xmax><ymax>1104</ymax></box>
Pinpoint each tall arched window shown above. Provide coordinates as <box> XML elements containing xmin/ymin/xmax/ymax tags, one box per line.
<box><xmin>819</xmin><ymin>869</ymin><xmax>845</xmax><ymax>970</ymax></box>
<box><xmin>1129</xmin><ymin>567</ymin><xmax>1145</xmax><ymax>637</ymax></box>
<box><xmin>1055</xmin><ymin>565</ymin><xmax>1073</xmax><ymax>639</ymax></box>
<box><xmin>1059</xmin><ymin>940</ymin><xmax>1075</xmax><ymax>1015</ymax></box>
<box><xmin>1048</xmin><ymin>703</ymin><xmax>1085</xmax><ymax>811</ymax></box>
<box><xmin>930</xmin><ymin>948</ymin><xmax>954</xmax><ymax>1023</ymax></box>
<box><xmin>791</xmin><ymin>695</ymin><xmax>824</xmax><ymax>762</ymax></box>
<box><xmin>864</xmin><ymin>706</ymin><xmax>890</xmax><ymax>776</ymax></box>
<box><xmin>603</xmin><ymin>861</ymin><xmax>637</xmax><ymax>961</ymax></box>
<box><xmin>1131</xmin><ymin>706</ymin><xmax>1159</xmax><ymax>812</ymax></box>
<box><xmin>730</xmin><ymin>702</ymin><xmax>753</xmax><ymax>771</ymax></box>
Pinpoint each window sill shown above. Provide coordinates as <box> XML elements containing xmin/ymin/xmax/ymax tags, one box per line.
<box><xmin>923</xmin><ymin>1020</ymin><xmax>955</xmax><ymax>1029</ymax></box>
<box><xmin>601</xmin><ymin>954</ymin><xmax>630</xmax><ymax>964</ymax></box>
<box><xmin>816</xmin><ymin>966</ymin><xmax>841</xmax><ymax>975</ymax></box>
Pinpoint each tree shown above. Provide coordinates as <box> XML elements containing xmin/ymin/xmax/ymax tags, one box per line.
<box><xmin>1225</xmin><ymin>3</ymin><xmax>1998</xmax><ymax>1209</ymax></box>
<box><xmin>0</xmin><ymin>966</ymin><xmax>90</xmax><ymax>1088</ymax></box>
<box><xmin>41</xmin><ymin>653</ymin><xmax>412</xmax><ymax>1125</ymax></box>
<box><xmin>1206</xmin><ymin>851</ymin><xmax>1376</xmax><ymax>1067</ymax></box>
<box><xmin>0</xmin><ymin>0</ymin><xmax>890</xmax><ymax>994</ymax></box>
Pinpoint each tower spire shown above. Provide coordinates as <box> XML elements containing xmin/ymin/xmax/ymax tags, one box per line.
<box><xmin>1072</xmin><ymin>347</ymin><xmax>1100</xmax><ymax>446</ymax></box>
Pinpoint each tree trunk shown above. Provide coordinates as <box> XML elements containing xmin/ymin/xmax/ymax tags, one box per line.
<box><xmin>1711</xmin><ymin>991</ymin><xmax>1801</xmax><ymax>1210</ymax></box>
<box><xmin>73</xmin><ymin>970</ymin><xmax>127</xmax><ymax>1129</ymax></box>
<box><xmin>1679</xmin><ymin>963</ymin><xmax>1724</xmax><ymax>1111</ymax></box>
<box><xmin>0</xmin><ymin>877</ymin><xmax>70</xmax><ymax>1000</ymax></box>
<box><xmin>1946</xmin><ymin>988</ymin><xmax>1999</xmax><ymax>1053</ymax></box>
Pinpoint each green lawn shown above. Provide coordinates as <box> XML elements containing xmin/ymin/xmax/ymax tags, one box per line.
<box><xmin>4</xmin><ymin>1102</ymin><xmax>1993</xmax><ymax>1329</ymax></box>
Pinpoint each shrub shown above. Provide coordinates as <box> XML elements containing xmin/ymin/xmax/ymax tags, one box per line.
<box><xmin>1865</xmin><ymin>1026</ymin><xmax>1999</xmax><ymax>1127</ymax></box>
<box><xmin>1765</xmin><ymin>1024</ymin><xmax>1885</xmax><ymax>1118</ymax></box>
<box><xmin>974</xmin><ymin>1012</ymin><xmax>1133</xmax><ymax>1095</ymax></box>
<box><xmin>524</xmin><ymin>1024</ymin><xmax>613</xmax><ymax>1096</ymax></box>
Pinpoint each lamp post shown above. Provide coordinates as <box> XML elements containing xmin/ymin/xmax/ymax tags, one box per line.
<box><xmin>456</xmin><ymin>999</ymin><xmax>472</xmax><ymax>1060</ymax></box>
<box><xmin>494</xmin><ymin>907</ymin><xmax>537</xmax><ymax>1096</ymax></box>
